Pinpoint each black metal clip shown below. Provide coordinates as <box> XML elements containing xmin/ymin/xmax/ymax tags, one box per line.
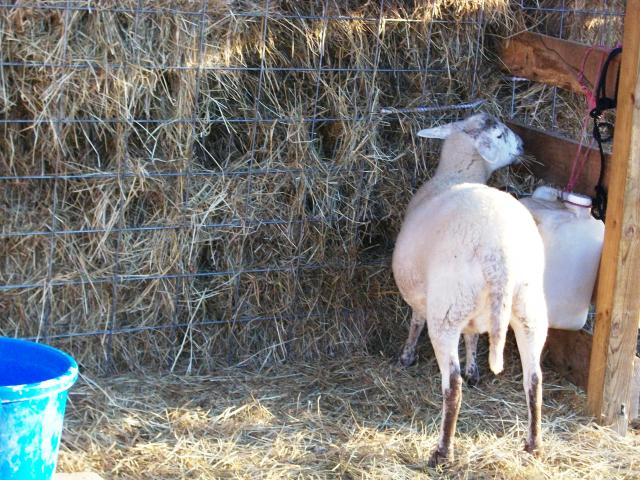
<box><xmin>592</xmin><ymin>118</ymin><xmax>615</xmax><ymax>143</ymax></box>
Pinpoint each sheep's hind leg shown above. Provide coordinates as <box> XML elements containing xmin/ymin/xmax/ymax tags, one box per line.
<box><xmin>462</xmin><ymin>332</ymin><xmax>480</xmax><ymax>386</ymax></box>
<box><xmin>524</xmin><ymin>367</ymin><xmax>542</xmax><ymax>456</ymax></box>
<box><xmin>399</xmin><ymin>311</ymin><xmax>426</xmax><ymax>367</ymax></box>
<box><xmin>511</xmin><ymin>313</ymin><xmax>546</xmax><ymax>456</ymax></box>
<box><xmin>428</xmin><ymin>334</ymin><xmax>462</xmax><ymax>467</ymax></box>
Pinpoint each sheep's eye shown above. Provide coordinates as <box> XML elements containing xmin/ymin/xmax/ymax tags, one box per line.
<box><xmin>497</xmin><ymin>133</ymin><xmax>504</xmax><ymax>139</ymax></box>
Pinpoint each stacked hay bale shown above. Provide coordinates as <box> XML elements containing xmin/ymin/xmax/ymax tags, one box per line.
<box><xmin>0</xmin><ymin>0</ymin><xmax>621</xmax><ymax>372</ymax></box>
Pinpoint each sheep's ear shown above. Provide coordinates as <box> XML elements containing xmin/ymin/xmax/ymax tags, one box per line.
<box><xmin>475</xmin><ymin>140</ymin><xmax>497</xmax><ymax>164</ymax></box>
<box><xmin>416</xmin><ymin>121</ymin><xmax>463</xmax><ymax>139</ymax></box>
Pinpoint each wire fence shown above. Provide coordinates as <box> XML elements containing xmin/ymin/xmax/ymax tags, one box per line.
<box><xmin>1</xmin><ymin>0</ymin><xmax>494</xmax><ymax>370</ymax></box>
<box><xmin>0</xmin><ymin>0</ymin><xmax>626</xmax><ymax>371</ymax></box>
<box><xmin>507</xmin><ymin>0</ymin><xmax>625</xmax><ymax>134</ymax></box>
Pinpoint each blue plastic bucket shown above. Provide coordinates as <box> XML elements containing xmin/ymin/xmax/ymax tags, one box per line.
<box><xmin>0</xmin><ymin>337</ymin><xmax>78</xmax><ymax>479</ymax></box>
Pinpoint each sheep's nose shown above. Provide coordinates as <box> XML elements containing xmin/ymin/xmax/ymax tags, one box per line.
<box><xmin>516</xmin><ymin>140</ymin><xmax>524</xmax><ymax>156</ymax></box>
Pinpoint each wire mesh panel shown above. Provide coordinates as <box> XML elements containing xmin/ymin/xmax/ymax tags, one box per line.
<box><xmin>504</xmin><ymin>0</ymin><xmax>625</xmax><ymax>137</ymax></box>
<box><xmin>1</xmin><ymin>0</ymin><xmax>505</xmax><ymax>372</ymax></box>
<box><xmin>3</xmin><ymin>1</ymin><xmax>624</xmax><ymax>373</ymax></box>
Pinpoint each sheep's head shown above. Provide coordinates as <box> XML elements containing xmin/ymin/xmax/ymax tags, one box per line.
<box><xmin>417</xmin><ymin>113</ymin><xmax>524</xmax><ymax>172</ymax></box>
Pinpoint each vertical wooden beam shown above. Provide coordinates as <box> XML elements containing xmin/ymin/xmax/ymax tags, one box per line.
<box><xmin>587</xmin><ymin>0</ymin><xmax>640</xmax><ymax>434</ymax></box>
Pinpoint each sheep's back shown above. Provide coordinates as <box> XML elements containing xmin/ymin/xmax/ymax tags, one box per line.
<box><xmin>392</xmin><ymin>183</ymin><xmax>544</xmax><ymax>310</ymax></box>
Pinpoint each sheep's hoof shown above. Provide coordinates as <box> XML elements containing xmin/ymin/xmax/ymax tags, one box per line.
<box><xmin>399</xmin><ymin>350</ymin><xmax>417</xmax><ymax>367</ymax></box>
<box><xmin>428</xmin><ymin>448</ymin><xmax>452</xmax><ymax>467</ymax></box>
<box><xmin>524</xmin><ymin>440</ymin><xmax>543</xmax><ymax>457</ymax></box>
<box><xmin>463</xmin><ymin>366</ymin><xmax>480</xmax><ymax>386</ymax></box>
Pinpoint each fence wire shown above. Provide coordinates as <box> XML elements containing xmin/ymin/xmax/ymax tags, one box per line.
<box><xmin>1</xmin><ymin>0</ymin><xmax>492</xmax><ymax>370</ymax></box>
<box><xmin>0</xmin><ymin>0</ymin><xmax>624</xmax><ymax>371</ymax></box>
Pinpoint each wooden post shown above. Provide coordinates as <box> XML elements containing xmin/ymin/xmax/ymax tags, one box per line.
<box><xmin>586</xmin><ymin>0</ymin><xmax>640</xmax><ymax>434</ymax></box>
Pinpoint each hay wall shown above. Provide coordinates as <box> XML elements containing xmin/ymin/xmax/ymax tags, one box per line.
<box><xmin>0</xmin><ymin>0</ymin><xmax>623</xmax><ymax>373</ymax></box>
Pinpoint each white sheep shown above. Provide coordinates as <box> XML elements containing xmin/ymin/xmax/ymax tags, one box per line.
<box><xmin>392</xmin><ymin>113</ymin><xmax>548</xmax><ymax>466</ymax></box>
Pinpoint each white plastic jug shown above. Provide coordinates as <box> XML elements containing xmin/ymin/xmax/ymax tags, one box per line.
<box><xmin>519</xmin><ymin>186</ymin><xmax>605</xmax><ymax>330</ymax></box>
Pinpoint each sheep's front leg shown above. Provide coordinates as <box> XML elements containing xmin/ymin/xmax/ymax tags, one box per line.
<box><xmin>429</xmin><ymin>336</ymin><xmax>462</xmax><ymax>467</ymax></box>
<box><xmin>462</xmin><ymin>333</ymin><xmax>480</xmax><ymax>386</ymax></box>
<box><xmin>399</xmin><ymin>311</ymin><xmax>426</xmax><ymax>367</ymax></box>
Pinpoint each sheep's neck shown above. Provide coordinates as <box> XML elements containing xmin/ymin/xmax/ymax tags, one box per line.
<box><xmin>435</xmin><ymin>137</ymin><xmax>490</xmax><ymax>184</ymax></box>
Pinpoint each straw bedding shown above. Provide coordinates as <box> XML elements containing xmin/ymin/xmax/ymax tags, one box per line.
<box><xmin>57</xmin><ymin>345</ymin><xmax>640</xmax><ymax>479</ymax></box>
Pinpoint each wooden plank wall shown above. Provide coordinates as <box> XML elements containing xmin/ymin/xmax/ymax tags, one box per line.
<box><xmin>500</xmin><ymin>31</ymin><xmax>619</xmax><ymax>196</ymax></box>
<box><xmin>507</xmin><ymin>121</ymin><xmax>611</xmax><ymax>196</ymax></box>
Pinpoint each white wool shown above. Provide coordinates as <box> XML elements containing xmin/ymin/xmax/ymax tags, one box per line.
<box><xmin>392</xmin><ymin>113</ymin><xmax>548</xmax><ymax>460</ymax></box>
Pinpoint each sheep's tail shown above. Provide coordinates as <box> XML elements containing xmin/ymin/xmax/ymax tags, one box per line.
<box><xmin>484</xmin><ymin>257</ymin><xmax>513</xmax><ymax>376</ymax></box>
<box><xmin>488</xmin><ymin>307</ymin><xmax>509</xmax><ymax>375</ymax></box>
